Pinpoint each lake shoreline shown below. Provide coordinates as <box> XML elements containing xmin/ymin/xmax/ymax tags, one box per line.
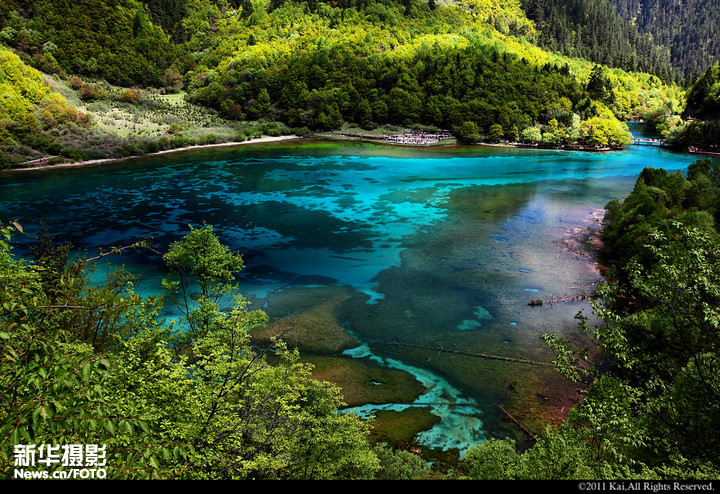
<box><xmin>3</xmin><ymin>130</ymin><xmax>634</xmax><ymax>176</ymax></box>
<box><xmin>315</xmin><ymin>131</ymin><xmax>626</xmax><ymax>152</ymax></box>
<box><xmin>1</xmin><ymin>134</ymin><xmax>304</xmax><ymax>174</ymax></box>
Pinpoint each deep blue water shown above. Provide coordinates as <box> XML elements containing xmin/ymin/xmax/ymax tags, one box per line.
<box><xmin>0</xmin><ymin>125</ymin><xmax>708</xmax><ymax>453</ymax></box>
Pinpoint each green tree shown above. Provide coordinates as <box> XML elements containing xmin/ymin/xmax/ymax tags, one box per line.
<box><xmin>162</xmin><ymin>224</ymin><xmax>244</xmax><ymax>344</ymax></box>
<box><xmin>457</xmin><ymin>437</ymin><xmax>521</xmax><ymax>479</ymax></box>
<box><xmin>488</xmin><ymin>123</ymin><xmax>504</xmax><ymax>142</ymax></box>
<box><xmin>455</xmin><ymin>121</ymin><xmax>481</xmax><ymax>144</ymax></box>
<box><xmin>0</xmin><ymin>223</ymin><xmax>158</xmax><ymax>478</ymax></box>
<box><xmin>1</xmin><ymin>223</ymin><xmax>382</xmax><ymax>479</ymax></box>
<box><xmin>107</xmin><ymin>299</ymin><xmax>378</xmax><ymax>479</ymax></box>
<box><xmin>521</xmin><ymin>125</ymin><xmax>543</xmax><ymax>144</ymax></box>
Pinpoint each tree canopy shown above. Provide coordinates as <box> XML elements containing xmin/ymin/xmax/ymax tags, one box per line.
<box><xmin>0</xmin><ymin>224</ymin><xmax>390</xmax><ymax>479</ymax></box>
<box><xmin>0</xmin><ymin>0</ymin><xmax>689</xmax><ymax>167</ymax></box>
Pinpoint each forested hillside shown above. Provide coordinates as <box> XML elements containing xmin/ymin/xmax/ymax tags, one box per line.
<box><xmin>0</xmin><ymin>0</ymin><xmax>686</xmax><ymax>167</ymax></box>
<box><xmin>608</xmin><ymin>0</ymin><xmax>720</xmax><ymax>80</ymax></box>
<box><xmin>646</xmin><ymin>63</ymin><xmax>720</xmax><ymax>153</ymax></box>
<box><xmin>521</xmin><ymin>0</ymin><xmax>681</xmax><ymax>83</ymax></box>
<box><xmin>1</xmin><ymin>0</ymin><xmax>176</xmax><ymax>87</ymax></box>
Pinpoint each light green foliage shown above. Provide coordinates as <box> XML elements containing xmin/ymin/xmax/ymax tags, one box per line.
<box><xmin>163</xmin><ymin>223</ymin><xmax>243</xmax><ymax>301</ymax></box>
<box><xmin>0</xmin><ymin>49</ymin><xmax>90</xmax><ymax>164</ymax></box>
<box><xmin>458</xmin><ymin>429</ymin><xmax>597</xmax><ymax>480</ymax></box>
<box><xmin>520</xmin><ymin>125</ymin><xmax>542</xmax><ymax>143</ymax></box>
<box><xmin>457</xmin><ymin>437</ymin><xmax>521</xmax><ymax>480</ymax></box>
<box><xmin>581</xmin><ymin>116</ymin><xmax>632</xmax><ymax>147</ymax></box>
<box><xmin>106</xmin><ymin>301</ymin><xmax>378</xmax><ymax>479</ymax></box>
<box><xmin>0</xmin><ymin>224</ymin><xmax>133</xmax><ymax>474</ymax></box>
<box><xmin>0</xmin><ymin>223</ymin><xmax>381</xmax><ymax>479</ymax></box>
<box><xmin>162</xmin><ymin>224</ymin><xmax>247</xmax><ymax>343</ymax></box>
<box><xmin>372</xmin><ymin>443</ymin><xmax>431</xmax><ymax>480</ymax></box>
<box><xmin>516</xmin><ymin>423</ymin><xmax>598</xmax><ymax>480</ymax></box>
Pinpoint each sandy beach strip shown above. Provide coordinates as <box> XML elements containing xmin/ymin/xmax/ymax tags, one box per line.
<box><xmin>2</xmin><ymin>134</ymin><xmax>304</xmax><ymax>174</ymax></box>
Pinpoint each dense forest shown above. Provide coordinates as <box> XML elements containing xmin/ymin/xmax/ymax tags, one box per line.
<box><xmin>646</xmin><ymin>62</ymin><xmax>720</xmax><ymax>154</ymax></box>
<box><xmin>608</xmin><ymin>0</ymin><xmax>720</xmax><ymax>81</ymax></box>
<box><xmin>0</xmin><ymin>0</ymin><xmax>687</xmax><ymax>167</ymax></box>
<box><xmin>522</xmin><ymin>0</ymin><xmax>720</xmax><ymax>83</ymax></box>
<box><xmin>2</xmin><ymin>0</ymin><xmax>720</xmax><ymax>481</ymax></box>
<box><xmin>521</xmin><ymin>0</ymin><xmax>682</xmax><ymax>83</ymax></box>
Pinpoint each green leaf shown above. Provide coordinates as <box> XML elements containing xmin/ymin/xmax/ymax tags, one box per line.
<box><xmin>82</xmin><ymin>362</ymin><xmax>92</xmax><ymax>382</ymax></box>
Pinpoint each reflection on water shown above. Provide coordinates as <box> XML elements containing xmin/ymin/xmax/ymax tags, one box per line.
<box><xmin>0</xmin><ymin>133</ymin><xmax>704</xmax><ymax>453</ymax></box>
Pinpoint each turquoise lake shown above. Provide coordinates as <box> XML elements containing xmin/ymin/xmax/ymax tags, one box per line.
<box><xmin>0</xmin><ymin>124</ymin><xmax>710</xmax><ymax>454</ymax></box>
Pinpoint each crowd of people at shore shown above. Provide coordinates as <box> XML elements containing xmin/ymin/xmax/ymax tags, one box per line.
<box><xmin>381</xmin><ymin>130</ymin><xmax>454</xmax><ymax>145</ymax></box>
<box><xmin>688</xmin><ymin>145</ymin><xmax>720</xmax><ymax>155</ymax></box>
<box><xmin>631</xmin><ymin>137</ymin><xmax>667</xmax><ymax>145</ymax></box>
<box><xmin>332</xmin><ymin>130</ymin><xmax>454</xmax><ymax>146</ymax></box>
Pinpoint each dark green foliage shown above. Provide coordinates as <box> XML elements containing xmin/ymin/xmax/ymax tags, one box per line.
<box><xmin>586</xmin><ymin>64</ymin><xmax>614</xmax><ymax>103</ymax></box>
<box><xmin>683</xmin><ymin>63</ymin><xmax>720</xmax><ymax>120</ymax></box>
<box><xmin>5</xmin><ymin>0</ymin><xmax>176</xmax><ymax>87</ymax></box>
<box><xmin>667</xmin><ymin>120</ymin><xmax>720</xmax><ymax>154</ymax></box>
<box><xmin>601</xmin><ymin>161</ymin><xmax>720</xmax><ymax>272</ymax></box>
<box><xmin>522</xmin><ymin>0</ymin><xmax>682</xmax><ymax>82</ymax></box>
<box><xmin>608</xmin><ymin>0</ymin><xmax>720</xmax><ymax>80</ymax></box>
<box><xmin>652</xmin><ymin>63</ymin><xmax>720</xmax><ymax>152</ymax></box>
<box><xmin>142</xmin><ymin>0</ymin><xmax>189</xmax><ymax>40</ymax></box>
<box><xmin>454</xmin><ymin>121</ymin><xmax>481</xmax><ymax>144</ymax></box>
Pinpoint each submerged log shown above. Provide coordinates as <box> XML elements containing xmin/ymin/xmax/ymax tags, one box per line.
<box><xmin>498</xmin><ymin>404</ymin><xmax>539</xmax><ymax>441</ymax></box>
<box><xmin>382</xmin><ymin>341</ymin><xmax>555</xmax><ymax>367</ymax></box>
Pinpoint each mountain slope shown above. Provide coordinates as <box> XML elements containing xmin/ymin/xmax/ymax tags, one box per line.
<box><xmin>607</xmin><ymin>0</ymin><xmax>720</xmax><ymax>79</ymax></box>
<box><xmin>0</xmin><ymin>0</ymin><xmax>176</xmax><ymax>87</ymax></box>
<box><xmin>0</xmin><ymin>0</ymin><xmax>686</xmax><ymax>166</ymax></box>
<box><xmin>521</xmin><ymin>0</ymin><xmax>681</xmax><ymax>82</ymax></box>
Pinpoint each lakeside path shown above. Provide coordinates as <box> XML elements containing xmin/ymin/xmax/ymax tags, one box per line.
<box><xmin>1</xmin><ymin>135</ymin><xmax>304</xmax><ymax>174</ymax></box>
<box><xmin>2</xmin><ymin>132</ymin><xmax>632</xmax><ymax>176</ymax></box>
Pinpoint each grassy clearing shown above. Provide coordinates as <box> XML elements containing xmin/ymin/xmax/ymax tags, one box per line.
<box><xmin>23</xmin><ymin>75</ymin><xmax>300</xmax><ymax>166</ymax></box>
<box><xmin>46</xmin><ymin>76</ymin><xmax>240</xmax><ymax>140</ymax></box>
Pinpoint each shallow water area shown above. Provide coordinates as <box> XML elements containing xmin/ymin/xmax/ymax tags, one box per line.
<box><xmin>0</xmin><ymin>128</ymin><xmax>706</xmax><ymax>455</ymax></box>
